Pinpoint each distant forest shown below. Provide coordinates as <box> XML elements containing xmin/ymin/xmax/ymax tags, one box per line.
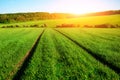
<box><xmin>0</xmin><ymin>10</ymin><xmax>120</xmax><ymax>23</ymax></box>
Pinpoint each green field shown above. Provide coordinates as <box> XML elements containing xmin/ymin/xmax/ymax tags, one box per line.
<box><xmin>57</xmin><ymin>28</ymin><xmax>120</xmax><ymax>70</ymax></box>
<box><xmin>0</xmin><ymin>28</ymin><xmax>44</xmax><ymax>80</ymax></box>
<box><xmin>0</xmin><ymin>0</ymin><xmax>120</xmax><ymax>80</ymax></box>
<box><xmin>0</xmin><ymin>14</ymin><xmax>120</xmax><ymax>28</ymax></box>
<box><xmin>0</xmin><ymin>28</ymin><xmax>120</xmax><ymax>80</ymax></box>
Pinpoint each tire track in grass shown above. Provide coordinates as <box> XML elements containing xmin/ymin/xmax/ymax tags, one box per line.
<box><xmin>20</xmin><ymin>29</ymin><xmax>61</xmax><ymax>80</ymax></box>
<box><xmin>54</xmin><ymin>29</ymin><xmax>120</xmax><ymax>74</ymax></box>
<box><xmin>6</xmin><ymin>29</ymin><xmax>45</xmax><ymax>80</ymax></box>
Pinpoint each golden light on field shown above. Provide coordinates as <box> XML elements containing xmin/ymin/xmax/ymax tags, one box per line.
<box><xmin>50</xmin><ymin>0</ymin><xmax>110</xmax><ymax>14</ymax></box>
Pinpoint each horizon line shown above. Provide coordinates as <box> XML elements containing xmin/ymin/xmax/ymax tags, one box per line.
<box><xmin>0</xmin><ymin>9</ymin><xmax>120</xmax><ymax>15</ymax></box>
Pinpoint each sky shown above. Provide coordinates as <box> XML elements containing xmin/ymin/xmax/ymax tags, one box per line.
<box><xmin>0</xmin><ymin>0</ymin><xmax>120</xmax><ymax>14</ymax></box>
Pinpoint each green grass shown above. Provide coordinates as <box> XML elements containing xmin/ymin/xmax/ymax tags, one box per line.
<box><xmin>0</xmin><ymin>14</ymin><xmax>120</xmax><ymax>27</ymax></box>
<box><xmin>0</xmin><ymin>28</ymin><xmax>120</xmax><ymax>80</ymax></box>
<box><xmin>57</xmin><ymin>28</ymin><xmax>120</xmax><ymax>71</ymax></box>
<box><xmin>0</xmin><ymin>28</ymin><xmax>43</xmax><ymax>80</ymax></box>
<box><xmin>20</xmin><ymin>29</ymin><xmax>119</xmax><ymax>80</ymax></box>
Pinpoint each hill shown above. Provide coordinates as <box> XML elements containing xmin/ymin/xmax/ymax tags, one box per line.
<box><xmin>0</xmin><ymin>10</ymin><xmax>120</xmax><ymax>23</ymax></box>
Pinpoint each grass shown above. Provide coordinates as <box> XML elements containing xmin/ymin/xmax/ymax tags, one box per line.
<box><xmin>0</xmin><ymin>28</ymin><xmax>120</xmax><ymax>80</ymax></box>
<box><xmin>57</xmin><ymin>28</ymin><xmax>120</xmax><ymax>72</ymax></box>
<box><xmin>0</xmin><ymin>28</ymin><xmax>43</xmax><ymax>80</ymax></box>
<box><xmin>0</xmin><ymin>14</ymin><xmax>120</xmax><ymax>28</ymax></box>
<box><xmin>20</xmin><ymin>29</ymin><xmax>119</xmax><ymax>80</ymax></box>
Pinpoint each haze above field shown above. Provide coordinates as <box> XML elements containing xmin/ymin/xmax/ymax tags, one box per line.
<box><xmin>0</xmin><ymin>0</ymin><xmax>120</xmax><ymax>14</ymax></box>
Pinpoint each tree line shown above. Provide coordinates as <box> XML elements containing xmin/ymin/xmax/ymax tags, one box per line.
<box><xmin>81</xmin><ymin>10</ymin><xmax>120</xmax><ymax>16</ymax></box>
<box><xmin>0</xmin><ymin>10</ymin><xmax>120</xmax><ymax>23</ymax></box>
<box><xmin>0</xmin><ymin>12</ymin><xmax>74</xmax><ymax>23</ymax></box>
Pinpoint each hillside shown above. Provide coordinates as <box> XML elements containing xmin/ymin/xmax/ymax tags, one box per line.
<box><xmin>0</xmin><ymin>10</ymin><xmax>120</xmax><ymax>23</ymax></box>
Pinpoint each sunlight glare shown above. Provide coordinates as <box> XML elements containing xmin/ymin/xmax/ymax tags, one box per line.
<box><xmin>51</xmin><ymin>0</ymin><xmax>109</xmax><ymax>14</ymax></box>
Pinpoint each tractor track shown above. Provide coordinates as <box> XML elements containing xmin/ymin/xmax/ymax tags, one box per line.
<box><xmin>54</xmin><ymin>29</ymin><xmax>120</xmax><ymax>74</ymax></box>
<box><xmin>6</xmin><ymin>29</ymin><xmax>45</xmax><ymax>80</ymax></box>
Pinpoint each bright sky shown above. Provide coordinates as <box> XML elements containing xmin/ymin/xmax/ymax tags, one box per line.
<box><xmin>0</xmin><ymin>0</ymin><xmax>120</xmax><ymax>14</ymax></box>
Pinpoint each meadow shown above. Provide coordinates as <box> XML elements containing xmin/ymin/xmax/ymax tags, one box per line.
<box><xmin>0</xmin><ymin>28</ymin><xmax>120</xmax><ymax>80</ymax></box>
<box><xmin>0</xmin><ymin>14</ymin><xmax>120</xmax><ymax>80</ymax></box>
